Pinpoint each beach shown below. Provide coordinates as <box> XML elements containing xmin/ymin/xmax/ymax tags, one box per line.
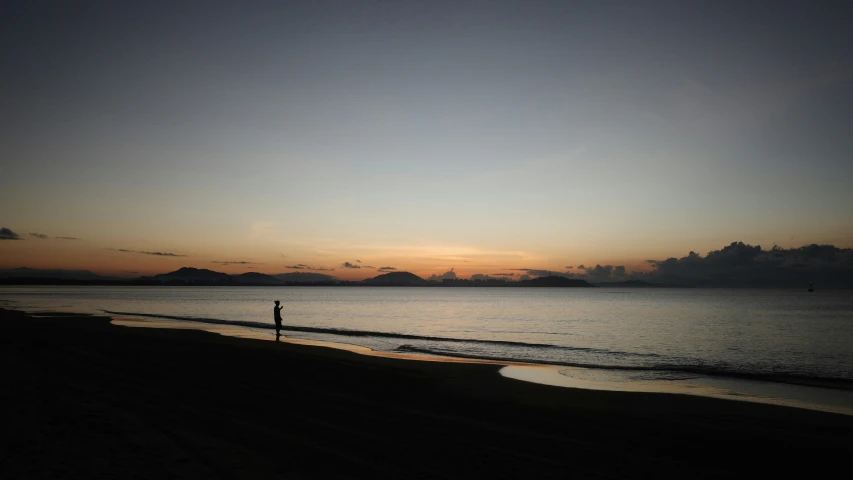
<box><xmin>2</xmin><ymin>308</ymin><xmax>852</xmax><ymax>479</ymax></box>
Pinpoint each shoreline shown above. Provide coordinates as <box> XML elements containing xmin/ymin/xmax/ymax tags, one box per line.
<box><xmin>3</xmin><ymin>307</ymin><xmax>853</xmax><ymax>478</ymax></box>
<box><xmin>10</xmin><ymin>302</ymin><xmax>853</xmax><ymax>417</ymax></box>
<box><xmin>104</xmin><ymin>311</ymin><xmax>853</xmax><ymax>417</ymax></box>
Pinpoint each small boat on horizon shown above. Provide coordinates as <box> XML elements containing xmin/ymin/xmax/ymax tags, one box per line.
<box><xmin>808</xmin><ymin>282</ymin><xmax>814</xmax><ymax>292</ymax></box>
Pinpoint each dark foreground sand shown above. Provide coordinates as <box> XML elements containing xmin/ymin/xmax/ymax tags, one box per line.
<box><xmin>2</xmin><ymin>309</ymin><xmax>852</xmax><ymax>479</ymax></box>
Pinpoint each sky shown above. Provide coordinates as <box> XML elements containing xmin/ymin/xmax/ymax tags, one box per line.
<box><xmin>2</xmin><ymin>0</ymin><xmax>852</xmax><ymax>280</ymax></box>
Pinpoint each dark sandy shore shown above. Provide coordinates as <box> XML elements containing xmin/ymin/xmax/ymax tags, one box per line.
<box><xmin>2</xmin><ymin>308</ymin><xmax>852</xmax><ymax>479</ymax></box>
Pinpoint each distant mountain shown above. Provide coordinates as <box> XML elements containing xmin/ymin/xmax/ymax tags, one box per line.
<box><xmin>519</xmin><ymin>276</ymin><xmax>594</xmax><ymax>287</ymax></box>
<box><xmin>594</xmin><ymin>280</ymin><xmax>692</xmax><ymax>288</ymax></box>
<box><xmin>154</xmin><ymin>267</ymin><xmax>231</xmax><ymax>283</ymax></box>
<box><xmin>362</xmin><ymin>271</ymin><xmax>428</xmax><ymax>286</ymax></box>
<box><xmin>233</xmin><ymin>272</ymin><xmax>280</xmax><ymax>285</ymax></box>
<box><xmin>0</xmin><ymin>267</ymin><xmax>123</xmax><ymax>281</ymax></box>
<box><xmin>272</xmin><ymin>272</ymin><xmax>337</xmax><ymax>283</ymax></box>
<box><xmin>131</xmin><ymin>269</ymin><xmax>338</xmax><ymax>285</ymax></box>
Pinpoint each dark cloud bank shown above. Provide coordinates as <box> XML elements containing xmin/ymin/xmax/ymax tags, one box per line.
<box><xmin>644</xmin><ymin>242</ymin><xmax>853</xmax><ymax>287</ymax></box>
<box><xmin>475</xmin><ymin>242</ymin><xmax>852</xmax><ymax>287</ymax></box>
<box><xmin>0</xmin><ymin>228</ymin><xmax>22</xmax><ymax>240</ymax></box>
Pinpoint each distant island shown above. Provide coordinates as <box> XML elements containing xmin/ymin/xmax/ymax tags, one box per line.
<box><xmin>0</xmin><ymin>267</ymin><xmax>605</xmax><ymax>288</ymax></box>
<box><xmin>2</xmin><ymin>266</ymin><xmax>835</xmax><ymax>288</ymax></box>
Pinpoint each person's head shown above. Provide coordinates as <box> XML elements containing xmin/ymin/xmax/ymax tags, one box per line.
<box><xmin>274</xmin><ymin>300</ymin><xmax>280</xmax><ymax>305</ymax></box>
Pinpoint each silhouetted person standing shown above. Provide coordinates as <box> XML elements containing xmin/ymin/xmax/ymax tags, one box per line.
<box><xmin>273</xmin><ymin>300</ymin><xmax>283</xmax><ymax>338</ymax></box>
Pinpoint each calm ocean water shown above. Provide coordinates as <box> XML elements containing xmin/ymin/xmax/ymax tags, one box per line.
<box><xmin>2</xmin><ymin>286</ymin><xmax>852</xmax><ymax>390</ymax></box>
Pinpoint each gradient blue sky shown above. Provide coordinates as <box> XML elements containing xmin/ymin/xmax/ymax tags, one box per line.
<box><xmin>2</xmin><ymin>0</ymin><xmax>852</xmax><ymax>278</ymax></box>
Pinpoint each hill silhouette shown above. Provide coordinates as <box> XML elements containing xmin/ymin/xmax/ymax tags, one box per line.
<box><xmin>131</xmin><ymin>268</ymin><xmax>339</xmax><ymax>285</ymax></box>
<box><xmin>362</xmin><ymin>271</ymin><xmax>428</xmax><ymax>286</ymax></box>
<box><xmin>233</xmin><ymin>272</ymin><xmax>280</xmax><ymax>285</ymax></box>
<box><xmin>154</xmin><ymin>268</ymin><xmax>231</xmax><ymax>282</ymax></box>
<box><xmin>273</xmin><ymin>272</ymin><xmax>336</xmax><ymax>283</ymax></box>
<box><xmin>518</xmin><ymin>276</ymin><xmax>594</xmax><ymax>287</ymax></box>
<box><xmin>0</xmin><ymin>267</ymin><xmax>122</xmax><ymax>281</ymax></box>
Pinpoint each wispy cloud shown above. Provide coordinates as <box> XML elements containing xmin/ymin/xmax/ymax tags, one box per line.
<box><xmin>0</xmin><ymin>228</ymin><xmax>22</xmax><ymax>240</ymax></box>
<box><xmin>112</xmin><ymin>248</ymin><xmax>187</xmax><ymax>257</ymax></box>
<box><xmin>377</xmin><ymin>266</ymin><xmax>396</xmax><ymax>272</ymax></box>
<box><xmin>285</xmin><ymin>263</ymin><xmax>335</xmax><ymax>271</ymax></box>
<box><xmin>342</xmin><ymin>262</ymin><xmax>361</xmax><ymax>269</ymax></box>
<box><xmin>26</xmin><ymin>232</ymin><xmax>80</xmax><ymax>240</ymax></box>
<box><xmin>211</xmin><ymin>261</ymin><xmax>263</xmax><ymax>266</ymax></box>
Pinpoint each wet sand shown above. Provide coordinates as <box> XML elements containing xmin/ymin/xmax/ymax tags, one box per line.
<box><xmin>2</xmin><ymin>308</ymin><xmax>852</xmax><ymax>479</ymax></box>
<box><xmin>113</xmin><ymin>315</ymin><xmax>853</xmax><ymax>416</ymax></box>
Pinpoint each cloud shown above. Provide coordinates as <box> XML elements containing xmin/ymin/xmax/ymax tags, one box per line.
<box><xmin>577</xmin><ymin>264</ymin><xmax>628</xmax><ymax>283</ymax></box>
<box><xmin>565</xmin><ymin>266</ymin><xmax>574</xmax><ymax>269</ymax></box>
<box><xmin>527</xmin><ymin>269</ymin><xmax>567</xmax><ymax>277</ymax></box>
<box><xmin>285</xmin><ymin>263</ymin><xmax>335</xmax><ymax>271</ymax></box>
<box><xmin>211</xmin><ymin>261</ymin><xmax>263</xmax><ymax>266</ymax></box>
<box><xmin>509</xmin><ymin>268</ymin><xmax>574</xmax><ymax>278</ymax></box>
<box><xmin>518</xmin><ymin>274</ymin><xmax>531</xmax><ymax>281</ymax></box>
<box><xmin>26</xmin><ymin>233</ymin><xmax>80</xmax><ymax>240</ymax></box>
<box><xmin>507</xmin><ymin>266</ymin><xmax>633</xmax><ymax>282</ymax></box>
<box><xmin>362</xmin><ymin>265</ymin><xmax>376</xmax><ymax>269</ymax></box>
<box><xmin>491</xmin><ymin>273</ymin><xmax>516</xmax><ymax>277</ymax></box>
<box><xmin>427</xmin><ymin>268</ymin><xmax>456</xmax><ymax>281</ymax></box>
<box><xmin>0</xmin><ymin>228</ymin><xmax>22</xmax><ymax>240</ymax></box>
<box><xmin>112</xmin><ymin>249</ymin><xmax>187</xmax><ymax>257</ymax></box>
<box><xmin>646</xmin><ymin>242</ymin><xmax>853</xmax><ymax>286</ymax></box>
<box><xmin>342</xmin><ymin>262</ymin><xmax>361</xmax><ymax>269</ymax></box>
<box><xmin>377</xmin><ymin>266</ymin><xmax>396</xmax><ymax>272</ymax></box>
<box><xmin>469</xmin><ymin>273</ymin><xmax>512</xmax><ymax>281</ymax></box>
<box><xmin>356</xmin><ymin>260</ymin><xmax>362</xmax><ymax>263</ymax></box>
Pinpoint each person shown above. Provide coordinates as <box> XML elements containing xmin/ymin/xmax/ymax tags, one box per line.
<box><xmin>273</xmin><ymin>300</ymin><xmax>283</xmax><ymax>337</ymax></box>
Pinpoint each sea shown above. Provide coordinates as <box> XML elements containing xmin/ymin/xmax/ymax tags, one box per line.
<box><xmin>3</xmin><ymin>286</ymin><xmax>852</xmax><ymax>414</ymax></box>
